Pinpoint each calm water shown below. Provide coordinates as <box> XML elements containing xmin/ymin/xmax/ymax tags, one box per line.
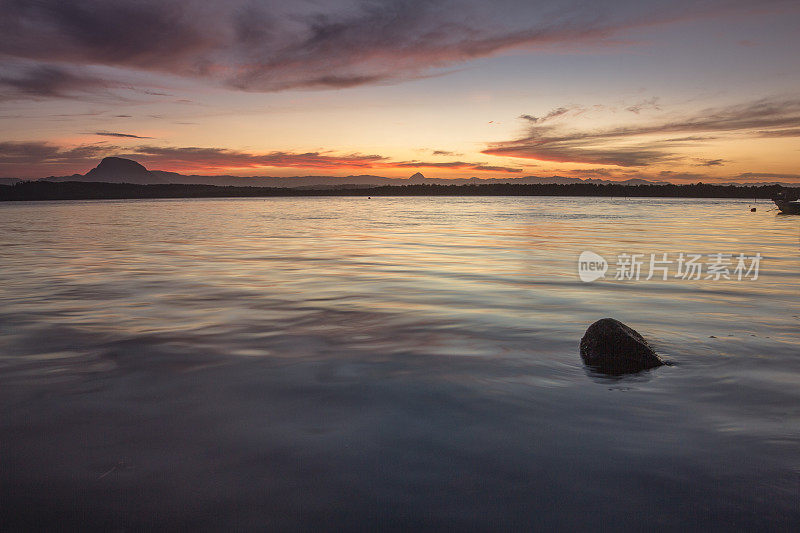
<box><xmin>1</xmin><ymin>197</ymin><xmax>798</xmax><ymax>530</ymax></box>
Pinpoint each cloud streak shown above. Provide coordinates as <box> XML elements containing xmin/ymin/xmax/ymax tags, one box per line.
<box><xmin>0</xmin><ymin>141</ymin><xmax>111</xmax><ymax>176</ymax></box>
<box><xmin>696</xmin><ymin>158</ymin><xmax>726</xmax><ymax>166</ymax></box>
<box><xmin>2</xmin><ymin>140</ymin><xmax>798</xmax><ymax>183</ymax></box>
<box><xmin>93</xmin><ymin>131</ymin><xmax>153</xmax><ymax>139</ymax></box>
<box><xmin>0</xmin><ymin>141</ymin><xmax>523</xmax><ymax>177</ymax></box>
<box><xmin>0</xmin><ymin>0</ymin><xmax>788</xmax><ymax>96</ymax></box>
<box><xmin>0</xmin><ymin>63</ymin><xmax>111</xmax><ymax>99</ymax></box>
<box><xmin>484</xmin><ymin>97</ymin><xmax>800</xmax><ymax>167</ymax></box>
<box><xmin>128</xmin><ymin>146</ymin><xmax>389</xmax><ymax>171</ymax></box>
<box><xmin>128</xmin><ymin>148</ymin><xmax>524</xmax><ymax>174</ymax></box>
<box><xmin>395</xmin><ymin>161</ymin><xmax>522</xmax><ymax>173</ymax></box>
<box><xmin>626</xmin><ymin>97</ymin><xmax>661</xmax><ymax>114</ymax></box>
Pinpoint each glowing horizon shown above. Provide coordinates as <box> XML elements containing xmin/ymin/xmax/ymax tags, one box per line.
<box><xmin>1</xmin><ymin>0</ymin><xmax>799</xmax><ymax>184</ymax></box>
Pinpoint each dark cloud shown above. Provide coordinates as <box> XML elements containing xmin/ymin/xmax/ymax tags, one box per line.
<box><xmin>655</xmin><ymin>136</ymin><xmax>718</xmax><ymax>143</ymax></box>
<box><xmin>520</xmin><ymin>107</ymin><xmax>572</xmax><ymax>123</ymax></box>
<box><xmin>225</xmin><ymin>0</ymin><xmax>626</xmax><ymax>91</ymax></box>
<box><xmin>470</xmin><ymin>164</ymin><xmax>523</xmax><ymax>173</ymax></box>
<box><xmin>484</xmin><ymin>97</ymin><xmax>800</xmax><ymax>167</ymax></box>
<box><xmin>562</xmin><ymin>167</ymin><xmax>617</xmax><ymax>177</ymax></box>
<box><xmin>0</xmin><ymin>141</ymin><xmax>108</xmax><ymax>163</ymax></box>
<box><xmin>485</xmin><ymin>137</ymin><xmax>670</xmax><ymax>167</ymax></box>
<box><xmin>3</xmin><ymin>140</ymin><xmax>798</xmax><ymax>183</ymax></box>
<box><xmin>127</xmin><ymin>148</ymin><xmax>522</xmax><ymax>174</ymax></box>
<box><xmin>395</xmin><ymin>160</ymin><xmax>522</xmax><ymax>173</ymax></box>
<box><xmin>626</xmin><ymin>97</ymin><xmax>660</xmax><ymax>114</ymax></box>
<box><xmin>0</xmin><ymin>0</ymin><xmax>786</xmax><ymax>95</ymax></box>
<box><xmin>0</xmin><ymin>0</ymin><xmax>214</xmax><ymax>71</ymax></box>
<box><xmin>0</xmin><ymin>141</ymin><xmax>112</xmax><ymax>176</ymax></box>
<box><xmin>49</xmin><ymin>111</ymin><xmax>105</xmax><ymax>118</ymax></box>
<box><xmin>432</xmin><ymin>150</ymin><xmax>461</xmax><ymax>156</ymax></box>
<box><xmin>696</xmin><ymin>158</ymin><xmax>726</xmax><ymax>166</ymax></box>
<box><xmin>93</xmin><ymin>131</ymin><xmax>153</xmax><ymax>139</ymax></box>
<box><xmin>127</xmin><ymin>146</ymin><xmax>388</xmax><ymax>171</ymax></box>
<box><xmin>116</xmin><ymin>147</ymin><xmax>524</xmax><ymax>174</ymax></box>
<box><xmin>0</xmin><ymin>64</ymin><xmax>110</xmax><ymax>99</ymax></box>
<box><xmin>0</xmin><ymin>141</ymin><xmax>389</xmax><ymax>176</ymax></box>
<box><xmin>755</xmin><ymin>128</ymin><xmax>800</xmax><ymax>137</ymax></box>
<box><xmin>735</xmin><ymin>172</ymin><xmax>800</xmax><ymax>181</ymax></box>
<box><xmin>0</xmin><ymin>141</ymin><xmax>523</xmax><ymax>177</ymax></box>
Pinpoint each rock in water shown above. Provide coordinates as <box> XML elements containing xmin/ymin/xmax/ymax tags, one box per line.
<box><xmin>580</xmin><ymin>318</ymin><xmax>664</xmax><ymax>374</ymax></box>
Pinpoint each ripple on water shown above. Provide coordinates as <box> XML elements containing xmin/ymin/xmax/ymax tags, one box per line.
<box><xmin>0</xmin><ymin>196</ymin><xmax>798</xmax><ymax>529</ymax></box>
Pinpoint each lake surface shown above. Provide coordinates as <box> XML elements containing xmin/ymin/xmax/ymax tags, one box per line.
<box><xmin>1</xmin><ymin>196</ymin><xmax>798</xmax><ymax>530</ymax></box>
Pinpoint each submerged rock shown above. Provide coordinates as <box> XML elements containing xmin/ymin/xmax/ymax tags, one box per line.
<box><xmin>580</xmin><ymin>318</ymin><xmax>664</xmax><ymax>374</ymax></box>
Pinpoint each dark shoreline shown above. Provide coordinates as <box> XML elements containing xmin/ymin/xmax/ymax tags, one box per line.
<box><xmin>1</xmin><ymin>180</ymin><xmax>796</xmax><ymax>201</ymax></box>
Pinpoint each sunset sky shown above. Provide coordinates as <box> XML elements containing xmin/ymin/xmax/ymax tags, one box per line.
<box><xmin>1</xmin><ymin>0</ymin><xmax>799</xmax><ymax>182</ymax></box>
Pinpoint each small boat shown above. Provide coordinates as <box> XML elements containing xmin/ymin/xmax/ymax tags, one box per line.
<box><xmin>773</xmin><ymin>192</ymin><xmax>800</xmax><ymax>214</ymax></box>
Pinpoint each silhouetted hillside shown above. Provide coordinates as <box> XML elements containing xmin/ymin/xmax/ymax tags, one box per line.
<box><xmin>22</xmin><ymin>157</ymin><xmax>799</xmax><ymax>189</ymax></box>
<box><xmin>46</xmin><ymin>157</ymin><xmax>167</xmax><ymax>185</ymax></box>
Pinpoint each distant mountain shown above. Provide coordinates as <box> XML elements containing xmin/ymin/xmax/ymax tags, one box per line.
<box><xmin>86</xmin><ymin>157</ymin><xmax>152</xmax><ymax>181</ymax></box>
<box><xmin>25</xmin><ymin>157</ymin><xmax>793</xmax><ymax>188</ymax></box>
<box><xmin>48</xmin><ymin>157</ymin><xmax>168</xmax><ymax>185</ymax></box>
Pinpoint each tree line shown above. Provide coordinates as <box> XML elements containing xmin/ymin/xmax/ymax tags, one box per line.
<box><xmin>1</xmin><ymin>180</ymin><xmax>796</xmax><ymax>201</ymax></box>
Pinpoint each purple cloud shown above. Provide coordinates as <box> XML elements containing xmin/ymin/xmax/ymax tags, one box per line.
<box><xmin>484</xmin><ymin>97</ymin><xmax>800</xmax><ymax>167</ymax></box>
<box><xmin>0</xmin><ymin>0</ymin><xmax>790</xmax><ymax>96</ymax></box>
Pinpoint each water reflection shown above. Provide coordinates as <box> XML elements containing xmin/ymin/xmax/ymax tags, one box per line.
<box><xmin>0</xmin><ymin>197</ymin><xmax>798</xmax><ymax>529</ymax></box>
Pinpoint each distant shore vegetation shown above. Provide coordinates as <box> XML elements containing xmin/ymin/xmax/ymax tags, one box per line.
<box><xmin>1</xmin><ymin>181</ymin><xmax>796</xmax><ymax>202</ymax></box>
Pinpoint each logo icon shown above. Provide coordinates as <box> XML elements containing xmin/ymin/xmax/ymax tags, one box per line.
<box><xmin>578</xmin><ymin>251</ymin><xmax>608</xmax><ymax>282</ymax></box>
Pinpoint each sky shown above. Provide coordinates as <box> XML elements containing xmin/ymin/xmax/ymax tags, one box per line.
<box><xmin>1</xmin><ymin>0</ymin><xmax>799</xmax><ymax>183</ymax></box>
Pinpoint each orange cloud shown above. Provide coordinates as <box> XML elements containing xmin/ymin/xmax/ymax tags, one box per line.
<box><xmin>0</xmin><ymin>142</ymin><xmax>524</xmax><ymax>177</ymax></box>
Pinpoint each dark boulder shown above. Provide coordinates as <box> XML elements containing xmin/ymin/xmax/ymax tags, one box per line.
<box><xmin>580</xmin><ymin>318</ymin><xmax>664</xmax><ymax>374</ymax></box>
